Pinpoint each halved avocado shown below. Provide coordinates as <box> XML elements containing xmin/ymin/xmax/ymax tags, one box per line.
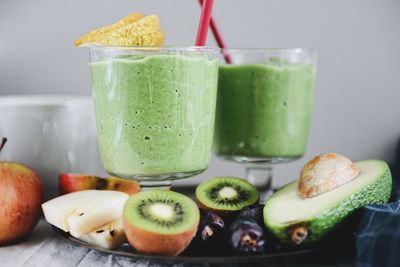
<box><xmin>264</xmin><ymin>160</ymin><xmax>392</xmax><ymax>245</ymax></box>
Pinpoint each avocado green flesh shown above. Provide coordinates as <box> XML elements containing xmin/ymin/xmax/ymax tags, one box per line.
<box><xmin>264</xmin><ymin>160</ymin><xmax>392</xmax><ymax>244</ymax></box>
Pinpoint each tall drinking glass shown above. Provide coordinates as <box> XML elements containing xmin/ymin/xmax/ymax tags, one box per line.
<box><xmin>214</xmin><ymin>48</ymin><xmax>317</xmax><ymax>198</ymax></box>
<box><xmin>88</xmin><ymin>46</ymin><xmax>219</xmax><ymax>189</ymax></box>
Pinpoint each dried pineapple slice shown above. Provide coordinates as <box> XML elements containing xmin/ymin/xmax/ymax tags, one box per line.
<box><xmin>74</xmin><ymin>13</ymin><xmax>144</xmax><ymax>46</ymax></box>
<box><xmin>75</xmin><ymin>14</ymin><xmax>164</xmax><ymax>47</ymax></box>
<box><xmin>96</xmin><ymin>15</ymin><xmax>164</xmax><ymax>46</ymax></box>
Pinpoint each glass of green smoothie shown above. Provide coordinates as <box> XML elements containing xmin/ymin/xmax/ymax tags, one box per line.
<box><xmin>214</xmin><ymin>48</ymin><xmax>317</xmax><ymax>196</ymax></box>
<box><xmin>88</xmin><ymin>46</ymin><xmax>219</xmax><ymax>188</ymax></box>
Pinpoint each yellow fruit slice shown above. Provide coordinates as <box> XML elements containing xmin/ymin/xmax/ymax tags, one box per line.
<box><xmin>96</xmin><ymin>15</ymin><xmax>164</xmax><ymax>46</ymax></box>
<box><xmin>75</xmin><ymin>14</ymin><xmax>164</xmax><ymax>47</ymax></box>
<box><xmin>74</xmin><ymin>13</ymin><xmax>144</xmax><ymax>46</ymax></box>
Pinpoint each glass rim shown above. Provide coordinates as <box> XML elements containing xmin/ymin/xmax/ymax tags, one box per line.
<box><xmin>85</xmin><ymin>45</ymin><xmax>221</xmax><ymax>52</ymax></box>
<box><xmin>85</xmin><ymin>45</ymin><xmax>316</xmax><ymax>53</ymax></box>
<box><xmin>221</xmin><ymin>47</ymin><xmax>317</xmax><ymax>53</ymax></box>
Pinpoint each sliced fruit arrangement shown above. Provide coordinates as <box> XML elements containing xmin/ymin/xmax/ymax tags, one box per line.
<box><xmin>74</xmin><ymin>13</ymin><xmax>164</xmax><ymax>47</ymax></box>
<box><xmin>42</xmin><ymin>190</ymin><xmax>128</xmax><ymax>238</ymax></box>
<box><xmin>123</xmin><ymin>190</ymin><xmax>199</xmax><ymax>256</ymax></box>
<box><xmin>79</xmin><ymin>218</ymin><xmax>127</xmax><ymax>249</ymax></box>
<box><xmin>264</xmin><ymin>154</ymin><xmax>392</xmax><ymax>245</ymax></box>
<box><xmin>59</xmin><ymin>173</ymin><xmax>140</xmax><ymax>195</ymax></box>
<box><xmin>39</xmin><ymin>153</ymin><xmax>392</xmax><ymax>256</ymax></box>
<box><xmin>195</xmin><ymin>176</ymin><xmax>259</xmax><ymax>213</ymax></box>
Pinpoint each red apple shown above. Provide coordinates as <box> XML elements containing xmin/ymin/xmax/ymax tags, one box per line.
<box><xmin>59</xmin><ymin>173</ymin><xmax>140</xmax><ymax>195</ymax></box>
<box><xmin>0</xmin><ymin>137</ymin><xmax>44</xmax><ymax>245</ymax></box>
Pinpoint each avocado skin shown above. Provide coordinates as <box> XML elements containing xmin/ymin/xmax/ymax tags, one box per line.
<box><xmin>264</xmin><ymin>161</ymin><xmax>392</xmax><ymax>245</ymax></box>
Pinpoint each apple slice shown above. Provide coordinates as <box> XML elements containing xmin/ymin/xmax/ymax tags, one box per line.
<box><xmin>78</xmin><ymin>219</ymin><xmax>127</xmax><ymax>249</ymax></box>
<box><xmin>59</xmin><ymin>173</ymin><xmax>140</xmax><ymax>195</ymax></box>
<box><xmin>42</xmin><ymin>190</ymin><xmax>128</xmax><ymax>237</ymax></box>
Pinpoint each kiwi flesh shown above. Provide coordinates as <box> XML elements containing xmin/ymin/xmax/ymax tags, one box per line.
<box><xmin>123</xmin><ymin>190</ymin><xmax>199</xmax><ymax>256</ymax></box>
<box><xmin>195</xmin><ymin>177</ymin><xmax>259</xmax><ymax>212</ymax></box>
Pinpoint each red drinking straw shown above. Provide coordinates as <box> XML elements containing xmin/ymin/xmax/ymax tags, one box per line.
<box><xmin>198</xmin><ymin>0</ymin><xmax>232</xmax><ymax>63</ymax></box>
<box><xmin>195</xmin><ymin>0</ymin><xmax>214</xmax><ymax>46</ymax></box>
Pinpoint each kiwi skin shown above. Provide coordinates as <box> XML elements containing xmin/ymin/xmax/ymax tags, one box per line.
<box><xmin>123</xmin><ymin>217</ymin><xmax>198</xmax><ymax>256</ymax></box>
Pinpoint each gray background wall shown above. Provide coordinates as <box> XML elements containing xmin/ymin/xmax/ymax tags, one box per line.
<box><xmin>1</xmin><ymin>0</ymin><xmax>399</xmax><ymax>187</ymax></box>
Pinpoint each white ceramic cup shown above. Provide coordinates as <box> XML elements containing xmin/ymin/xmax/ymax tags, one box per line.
<box><xmin>0</xmin><ymin>95</ymin><xmax>104</xmax><ymax>199</ymax></box>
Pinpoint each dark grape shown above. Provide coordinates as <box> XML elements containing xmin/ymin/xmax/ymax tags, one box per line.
<box><xmin>237</xmin><ymin>204</ymin><xmax>264</xmax><ymax>226</ymax></box>
<box><xmin>185</xmin><ymin>209</ymin><xmax>228</xmax><ymax>256</ymax></box>
<box><xmin>229</xmin><ymin>218</ymin><xmax>265</xmax><ymax>255</ymax></box>
<box><xmin>198</xmin><ymin>209</ymin><xmax>225</xmax><ymax>242</ymax></box>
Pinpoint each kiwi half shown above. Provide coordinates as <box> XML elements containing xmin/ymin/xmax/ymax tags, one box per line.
<box><xmin>123</xmin><ymin>190</ymin><xmax>199</xmax><ymax>256</ymax></box>
<box><xmin>195</xmin><ymin>176</ymin><xmax>259</xmax><ymax>212</ymax></box>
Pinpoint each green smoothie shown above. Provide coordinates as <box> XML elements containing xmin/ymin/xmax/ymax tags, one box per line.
<box><xmin>90</xmin><ymin>54</ymin><xmax>218</xmax><ymax>178</ymax></box>
<box><xmin>215</xmin><ymin>61</ymin><xmax>315</xmax><ymax>160</ymax></box>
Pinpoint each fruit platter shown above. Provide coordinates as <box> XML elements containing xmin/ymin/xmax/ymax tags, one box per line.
<box><xmin>40</xmin><ymin>152</ymin><xmax>391</xmax><ymax>264</ymax></box>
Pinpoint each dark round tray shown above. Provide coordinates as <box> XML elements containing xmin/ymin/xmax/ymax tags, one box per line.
<box><xmin>51</xmin><ymin>185</ymin><xmax>357</xmax><ymax>266</ymax></box>
<box><xmin>52</xmin><ymin>226</ymin><xmax>353</xmax><ymax>266</ymax></box>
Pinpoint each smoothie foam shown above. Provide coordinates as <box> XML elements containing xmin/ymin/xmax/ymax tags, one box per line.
<box><xmin>91</xmin><ymin>54</ymin><xmax>218</xmax><ymax>177</ymax></box>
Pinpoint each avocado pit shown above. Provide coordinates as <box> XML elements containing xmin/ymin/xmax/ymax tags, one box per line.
<box><xmin>298</xmin><ymin>153</ymin><xmax>360</xmax><ymax>198</ymax></box>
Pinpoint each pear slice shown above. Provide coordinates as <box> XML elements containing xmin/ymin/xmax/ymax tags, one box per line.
<box><xmin>42</xmin><ymin>190</ymin><xmax>128</xmax><ymax>237</ymax></box>
<box><xmin>78</xmin><ymin>219</ymin><xmax>126</xmax><ymax>249</ymax></box>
